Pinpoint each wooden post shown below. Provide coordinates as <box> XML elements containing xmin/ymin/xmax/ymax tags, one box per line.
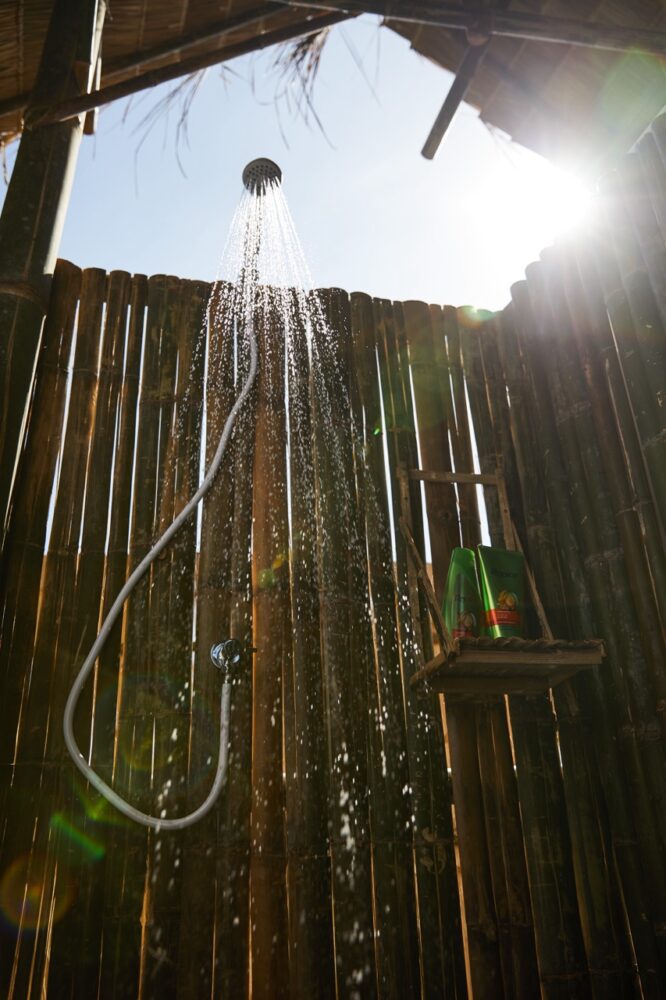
<box><xmin>0</xmin><ymin>0</ymin><xmax>106</xmax><ymax>549</ymax></box>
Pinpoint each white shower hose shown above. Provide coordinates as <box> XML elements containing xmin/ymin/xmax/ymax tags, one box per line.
<box><xmin>63</xmin><ymin>329</ymin><xmax>258</xmax><ymax>830</ymax></box>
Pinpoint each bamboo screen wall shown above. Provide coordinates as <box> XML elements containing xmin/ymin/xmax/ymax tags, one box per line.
<box><xmin>0</xmin><ymin>119</ymin><xmax>665</xmax><ymax>999</ymax></box>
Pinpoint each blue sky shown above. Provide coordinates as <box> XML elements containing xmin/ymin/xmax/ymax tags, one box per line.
<box><xmin>2</xmin><ymin>17</ymin><xmax>593</xmax><ymax>310</ymax></box>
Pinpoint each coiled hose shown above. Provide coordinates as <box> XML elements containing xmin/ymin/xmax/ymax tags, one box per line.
<box><xmin>63</xmin><ymin>328</ymin><xmax>258</xmax><ymax>830</ymax></box>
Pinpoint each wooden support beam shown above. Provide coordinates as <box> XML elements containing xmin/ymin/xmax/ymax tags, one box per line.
<box><xmin>421</xmin><ymin>41</ymin><xmax>490</xmax><ymax>160</ymax></box>
<box><xmin>0</xmin><ymin>7</ymin><xmax>279</xmax><ymax>122</ymax></box>
<box><xmin>270</xmin><ymin>0</ymin><xmax>666</xmax><ymax>54</ymax></box>
<box><xmin>0</xmin><ymin>0</ymin><xmax>106</xmax><ymax>549</ymax></box>
<box><xmin>24</xmin><ymin>12</ymin><xmax>349</xmax><ymax>129</ymax></box>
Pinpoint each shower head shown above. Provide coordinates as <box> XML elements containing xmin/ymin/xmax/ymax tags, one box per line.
<box><xmin>242</xmin><ymin>158</ymin><xmax>282</xmax><ymax>195</ymax></box>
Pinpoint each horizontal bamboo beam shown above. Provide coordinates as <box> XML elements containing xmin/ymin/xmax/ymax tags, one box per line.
<box><xmin>270</xmin><ymin>0</ymin><xmax>666</xmax><ymax>53</ymax></box>
<box><xmin>23</xmin><ymin>12</ymin><xmax>349</xmax><ymax>129</ymax></box>
<box><xmin>0</xmin><ymin>7</ymin><xmax>276</xmax><ymax>121</ymax></box>
<box><xmin>408</xmin><ymin>469</ymin><xmax>500</xmax><ymax>485</ymax></box>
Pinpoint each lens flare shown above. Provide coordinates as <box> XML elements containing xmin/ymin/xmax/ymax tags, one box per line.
<box><xmin>49</xmin><ymin>813</ymin><xmax>105</xmax><ymax>863</ymax></box>
<box><xmin>0</xmin><ymin>854</ymin><xmax>74</xmax><ymax>931</ymax></box>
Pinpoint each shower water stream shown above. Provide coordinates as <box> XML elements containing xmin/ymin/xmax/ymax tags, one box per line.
<box><xmin>62</xmin><ymin>159</ymin><xmax>282</xmax><ymax>830</ymax></box>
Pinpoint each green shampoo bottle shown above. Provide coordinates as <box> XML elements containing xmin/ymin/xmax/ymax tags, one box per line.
<box><xmin>442</xmin><ymin>548</ymin><xmax>482</xmax><ymax>640</ymax></box>
<box><xmin>477</xmin><ymin>545</ymin><xmax>525</xmax><ymax>637</ymax></box>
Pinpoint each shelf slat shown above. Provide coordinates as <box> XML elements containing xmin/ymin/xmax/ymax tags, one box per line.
<box><xmin>411</xmin><ymin>638</ymin><xmax>605</xmax><ymax>697</ymax></box>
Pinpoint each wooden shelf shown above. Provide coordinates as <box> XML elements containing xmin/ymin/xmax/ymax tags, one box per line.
<box><xmin>410</xmin><ymin>637</ymin><xmax>605</xmax><ymax>697</ymax></box>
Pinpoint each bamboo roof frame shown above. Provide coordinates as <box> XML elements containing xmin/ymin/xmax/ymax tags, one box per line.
<box><xmin>1</xmin><ymin>0</ymin><xmax>665</xmax><ymax>169</ymax></box>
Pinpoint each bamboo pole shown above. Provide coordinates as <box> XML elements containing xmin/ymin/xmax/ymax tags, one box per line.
<box><xmin>455</xmin><ymin>315</ymin><xmax>545</xmax><ymax>999</ymax></box>
<box><xmin>636</xmin><ymin>130</ymin><xmax>666</xmax><ymax>246</ymax></box>
<box><xmin>403</xmin><ymin>302</ymin><xmax>460</xmax><ymax>574</ymax></box>
<box><xmin>368</xmin><ymin>297</ymin><xmax>431</xmax><ymax>996</ymax></box>
<box><xmin>351</xmin><ymin>293</ymin><xmax>466</xmax><ymax>998</ymax></box>
<box><xmin>402</xmin><ymin>300</ymin><xmax>503</xmax><ymax>997</ymax></box>
<box><xmin>511</xmin><ymin>278</ymin><xmax>666</xmax><ymax>986</ymax></box>
<box><xmin>283</xmin><ymin>290</ymin><xmax>335</xmax><ymax>997</ymax></box>
<box><xmin>531</xmin><ymin>256</ymin><xmax>666</xmax><ymax>755</ymax></box>
<box><xmin>45</xmin><ymin>269</ymin><xmax>131</xmax><ymax>996</ymax></box>
<box><xmin>0</xmin><ymin>260</ymin><xmax>81</xmax><ymax>996</ymax></box>
<box><xmin>493</xmin><ymin>307</ymin><xmax>636</xmax><ymax>993</ymax></box>
<box><xmin>550</xmin><ymin>246</ymin><xmax>666</xmax><ymax>709</ymax></box>
<box><xmin>459</xmin><ymin>324</ymin><xmax>542</xmax><ymax>998</ymax></box>
<box><xmin>443</xmin><ymin>307</ymin><xmax>482</xmax><ymax>548</ymax></box>
<box><xmin>250</xmin><ymin>292</ymin><xmax>291</xmax><ymax>999</ymax></box>
<box><xmin>30</xmin><ymin>12</ymin><xmax>350</xmax><ymax>129</ymax></box>
<box><xmin>0</xmin><ymin>266</ymin><xmax>107</xmax><ymax>997</ymax></box>
<box><xmin>615</xmin><ymin>154</ymin><xmax>666</xmax><ymax>329</ymax></box>
<box><xmin>0</xmin><ymin>0</ymin><xmax>106</xmax><ymax>542</ymax></box>
<box><xmin>174</xmin><ymin>279</ymin><xmax>237</xmax><ymax>996</ymax></box>
<box><xmin>311</xmin><ymin>288</ymin><xmax>376</xmax><ymax>996</ymax></box>
<box><xmin>571</xmin><ymin>243</ymin><xmax>666</xmax><ymax>605</ymax></box>
<box><xmin>134</xmin><ymin>278</ymin><xmax>208</xmax><ymax>993</ymax></box>
<box><xmin>0</xmin><ymin>260</ymin><xmax>81</xmax><ymax>768</ymax></box>
<box><xmin>98</xmin><ymin>273</ymin><xmax>180</xmax><ymax>998</ymax></box>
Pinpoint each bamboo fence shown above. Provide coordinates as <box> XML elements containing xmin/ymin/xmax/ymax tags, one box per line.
<box><xmin>1</xmin><ymin>114</ymin><xmax>666</xmax><ymax>999</ymax></box>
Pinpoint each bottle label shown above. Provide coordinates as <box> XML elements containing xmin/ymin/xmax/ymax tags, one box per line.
<box><xmin>485</xmin><ymin>608</ymin><xmax>521</xmax><ymax>627</ymax></box>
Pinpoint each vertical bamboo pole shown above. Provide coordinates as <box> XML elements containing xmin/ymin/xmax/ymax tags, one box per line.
<box><xmin>510</xmin><ymin>279</ymin><xmax>666</xmax><ymax>990</ymax></box>
<box><xmin>0</xmin><ymin>266</ymin><xmax>106</xmax><ymax>998</ymax></box>
<box><xmin>453</xmin><ymin>314</ymin><xmax>540</xmax><ymax>1000</ymax></box>
<box><xmin>250</xmin><ymin>292</ymin><xmax>290</xmax><ymax>999</ymax></box>
<box><xmin>45</xmin><ymin>269</ymin><xmax>131</xmax><ymax>996</ymax></box>
<box><xmin>213</xmin><ymin>278</ymin><xmax>257</xmax><ymax>1000</ymax></box>
<box><xmin>572</xmin><ymin>244</ymin><xmax>666</xmax><ymax>607</ymax></box>
<box><xmin>311</xmin><ymin>288</ymin><xmax>376</xmax><ymax>997</ymax></box>
<box><xmin>174</xmin><ymin>279</ymin><xmax>237</xmax><ymax>997</ymax></box>
<box><xmin>284</xmin><ymin>291</ymin><xmax>335</xmax><ymax>997</ymax></box>
<box><xmin>443</xmin><ymin>308</ymin><xmax>481</xmax><ymax>547</ymax></box>
<box><xmin>459</xmin><ymin>323</ymin><xmax>541</xmax><ymax>998</ymax></box>
<box><xmin>0</xmin><ymin>0</ymin><xmax>106</xmax><ymax>539</ymax></box>
<box><xmin>402</xmin><ymin>299</ymin><xmax>503</xmax><ymax>997</ymax></box>
<box><xmin>98</xmin><ymin>273</ymin><xmax>178</xmax><ymax>998</ymax></box>
<box><xmin>351</xmin><ymin>293</ymin><xmax>466</xmax><ymax>999</ymax></box>
<box><xmin>137</xmin><ymin>278</ymin><xmax>207</xmax><ymax>992</ymax></box>
<box><xmin>366</xmin><ymin>297</ymin><xmax>423</xmax><ymax>997</ymax></box>
<box><xmin>0</xmin><ymin>260</ymin><xmax>81</xmax><ymax>999</ymax></box>
<box><xmin>492</xmin><ymin>308</ymin><xmax>636</xmax><ymax>994</ymax></box>
<box><xmin>549</xmin><ymin>247</ymin><xmax>666</xmax><ymax>714</ymax></box>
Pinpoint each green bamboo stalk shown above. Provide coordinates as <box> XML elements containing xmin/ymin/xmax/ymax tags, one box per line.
<box><xmin>283</xmin><ymin>289</ymin><xmax>335</xmax><ymax>997</ymax></box>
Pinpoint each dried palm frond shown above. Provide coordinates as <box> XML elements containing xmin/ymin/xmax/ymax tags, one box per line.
<box><xmin>270</xmin><ymin>27</ymin><xmax>334</xmax><ymax>140</ymax></box>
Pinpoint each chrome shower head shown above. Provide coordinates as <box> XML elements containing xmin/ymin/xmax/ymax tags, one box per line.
<box><xmin>242</xmin><ymin>158</ymin><xmax>282</xmax><ymax>195</ymax></box>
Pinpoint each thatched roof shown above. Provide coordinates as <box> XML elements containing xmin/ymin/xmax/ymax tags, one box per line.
<box><xmin>388</xmin><ymin>0</ymin><xmax>666</xmax><ymax>173</ymax></box>
<box><xmin>1</xmin><ymin>1</ymin><xmax>665</xmax><ymax>172</ymax></box>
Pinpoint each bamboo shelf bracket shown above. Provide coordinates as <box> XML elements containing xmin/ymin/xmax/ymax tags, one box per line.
<box><xmin>399</xmin><ymin>465</ymin><xmax>605</xmax><ymax>697</ymax></box>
